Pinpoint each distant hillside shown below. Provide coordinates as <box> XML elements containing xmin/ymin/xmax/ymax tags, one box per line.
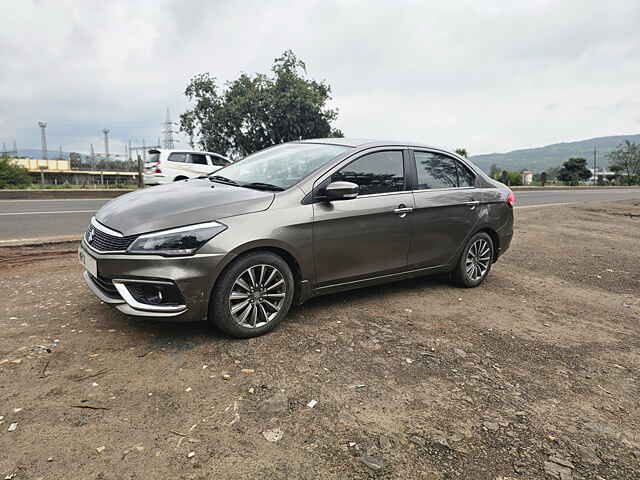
<box><xmin>470</xmin><ymin>133</ymin><xmax>640</xmax><ymax>173</ymax></box>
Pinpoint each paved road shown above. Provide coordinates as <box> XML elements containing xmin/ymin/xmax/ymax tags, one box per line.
<box><xmin>1</xmin><ymin>189</ymin><xmax>639</xmax><ymax>242</ymax></box>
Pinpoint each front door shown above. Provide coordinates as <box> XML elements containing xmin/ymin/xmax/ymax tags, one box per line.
<box><xmin>408</xmin><ymin>150</ymin><xmax>481</xmax><ymax>268</ymax></box>
<box><xmin>312</xmin><ymin>150</ymin><xmax>413</xmax><ymax>286</ymax></box>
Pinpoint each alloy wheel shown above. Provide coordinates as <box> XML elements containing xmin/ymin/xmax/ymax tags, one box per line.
<box><xmin>465</xmin><ymin>238</ymin><xmax>492</xmax><ymax>282</ymax></box>
<box><xmin>228</xmin><ymin>264</ymin><xmax>287</xmax><ymax>328</ymax></box>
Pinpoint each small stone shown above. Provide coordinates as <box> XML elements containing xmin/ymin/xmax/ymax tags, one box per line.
<box><xmin>187</xmin><ymin>451</ymin><xmax>195</xmax><ymax>458</ymax></box>
<box><xmin>543</xmin><ymin>460</ymin><xmax>572</xmax><ymax>480</ymax></box>
<box><xmin>454</xmin><ymin>348</ymin><xmax>467</xmax><ymax>358</ymax></box>
<box><xmin>222</xmin><ymin>374</ymin><xmax>231</xmax><ymax>380</ymax></box>
<box><xmin>13</xmin><ymin>408</ymin><xmax>22</xmax><ymax>413</ymax></box>
<box><xmin>307</xmin><ymin>399</ymin><xmax>318</xmax><ymax>408</ymax></box>
<box><xmin>483</xmin><ymin>421</ymin><xmax>499</xmax><ymax>432</ymax></box>
<box><xmin>10</xmin><ymin>359</ymin><xmax>22</xmax><ymax>364</ymax></box>
<box><xmin>202</xmin><ymin>365</ymin><xmax>208</xmax><ymax>369</ymax></box>
<box><xmin>248</xmin><ymin>387</ymin><xmax>255</xmax><ymax>394</ymax></box>
<box><xmin>240</xmin><ymin>368</ymin><xmax>255</xmax><ymax>375</ymax></box>
<box><xmin>47</xmin><ymin>457</ymin><xmax>53</xmax><ymax>462</ymax></box>
<box><xmin>405</xmin><ymin>358</ymin><xmax>413</xmax><ymax>364</ymax></box>
<box><xmin>185</xmin><ymin>387</ymin><xmax>192</xmax><ymax>392</ymax></box>
<box><xmin>262</xmin><ymin>428</ymin><xmax>283</xmax><ymax>442</ymax></box>
<box><xmin>358</xmin><ymin>455</ymin><xmax>384</xmax><ymax>471</ymax></box>
<box><xmin>96</xmin><ymin>446</ymin><xmax>106</xmax><ymax>453</ymax></box>
<box><xmin>8</xmin><ymin>423</ymin><xmax>18</xmax><ymax>432</ymax></box>
<box><xmin>92</xmin><ymin>382</ymin><xmax>99</xmax><ymax>387</ymax></box>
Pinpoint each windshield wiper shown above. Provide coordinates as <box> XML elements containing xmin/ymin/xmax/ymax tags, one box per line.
<box><xmin>241</xmin><ymin>182</ymin><xmax>284</xmax><ymax>191</ymax></box>
<box><xmin>209</xmin><ymin>175</ymin><xmax>239</xmax><ymax>186</ymax></box>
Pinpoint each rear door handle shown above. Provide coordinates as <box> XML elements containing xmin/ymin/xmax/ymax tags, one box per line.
<box><xmin>465</xmin><ymin>200</ymin><xmax>480</xmax><ymax>210</ymax></box>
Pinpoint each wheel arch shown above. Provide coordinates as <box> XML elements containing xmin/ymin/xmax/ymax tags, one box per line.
<box><xmin>474</xmin><ymin>227</ymin><xmax>500</xmax><ymax>262</ymax></box>
<box><xmin>209</xmin><ymin>241</ymin><xmax>306</xmax><ymax>304</ymax></box>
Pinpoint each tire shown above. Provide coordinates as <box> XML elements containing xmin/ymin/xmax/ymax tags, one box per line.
<box><xmin>174</xmin><ymin>176</ymin><xmax>188</xmax><ymax>181</ymax></box>
<box><xmin>453</xmin><ymin>232</ymin><xmax>494</xmax><ymax>288</ymax></box>
<box><xmin>210</xmin><ymin>252</ymin><xmax>295</xmax><ymax>338</ymax></box>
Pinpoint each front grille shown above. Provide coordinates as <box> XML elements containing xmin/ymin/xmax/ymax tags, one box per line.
<box><xmin>89</xmin><ymin>273</ymin><xmax>120</xmax><ymax>297</ymax></box>
<box><xmin>85</xmin><ymin>222</ymin><xmax>137</xmax><ymax>252</ymax></box>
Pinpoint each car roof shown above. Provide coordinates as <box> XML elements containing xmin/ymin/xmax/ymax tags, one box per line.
<box><xmin>149</xmin><ymin>148</ymin><xmax>228</xmax><ymax>158</ymax></box>
<box><xmin>297</xmin><ymin>138</ymin><xmax>447</xmax><ymax>151</ymax></box>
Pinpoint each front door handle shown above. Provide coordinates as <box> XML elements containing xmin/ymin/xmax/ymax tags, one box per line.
<box><xmin>465</xmin><ymin>200</ymin><xmax>480</xmax><ymax>210</ymax></box>
<box><xmin>394</xmin><ymin>205</ymin><xmax>413</xmax><ymax>217</ymax></box>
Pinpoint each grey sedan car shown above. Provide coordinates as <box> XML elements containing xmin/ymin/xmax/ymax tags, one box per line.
<box><xmin>80</xmin><ymin>139</ymin><xmax>514</xmax><ymax>337</ymax></box>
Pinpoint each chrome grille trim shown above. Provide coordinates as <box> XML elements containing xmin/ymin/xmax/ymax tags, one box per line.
<box><xmin>84</xmin><ymin>217</ymin><xmax>137</xmax><ymax>253</ymax></box>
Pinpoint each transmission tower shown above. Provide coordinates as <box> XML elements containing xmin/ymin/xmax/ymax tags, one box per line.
<box><xmin>162</xmin><ymin>108</ymin><xmax>177</xmax><ymax>149</ymax></box>
<box><xmin>38</xmin><ymin>121</ymin><xmax>48</xmax><ymax>159</ymax></box>
<box><xmin>102</xmin><ymin>128</ymin><xmax>110</xmax><ymax>162</ymax></box>
<box><xmin>12</xmin><ymin>140</ymin><xmax>17</xmax><ymax>156</ymax></box>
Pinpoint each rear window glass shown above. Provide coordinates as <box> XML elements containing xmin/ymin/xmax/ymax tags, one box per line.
<box><xmin>169</xmin><ymin>152</ymin><xmax>187</xmax><ymax>163</ymax></box>
<box><xmin>189</xmin><ymin>153</ymin><xmax>208</xmax><ymax>165</ymax></box>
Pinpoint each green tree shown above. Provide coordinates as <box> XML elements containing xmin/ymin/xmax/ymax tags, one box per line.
<box><xmin>557</xmin><ymin>157</ymin><xmax>592</xmax><ymax>186</ymax></box>
<box><xmin>489</xmin><ymin>163</ymin><xmax>500</xmax><ymax>179</ymax></box>
<box><xmin>0</xmin><ymin>154</ymin><xmax>32</xmax><ymax>188</ymax></box>
<box><xmin>455</xmin><ymin>148</ymin><xmax>468</xmax><ymax>158</ymax></box>
<box><xmin>180</xmin><ymin>50</ymin><xmax>343</xmax><ymax>158</ymax></box>
<box><xmin>607</xmin><ymin>140</ymin><xmax>640</xmax><ymax>185</ymax></box>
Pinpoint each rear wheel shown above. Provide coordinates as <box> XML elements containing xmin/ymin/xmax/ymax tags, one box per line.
<box><xmin>174</xmin><ymin>176</ymin><xmax>188</xmax><ymax>181</ymax></box>
<box><xmin>453</xmin><ymin>232</ymin><xmax>494</xmax><ymax>288</ymax></box>
<box><xmin>210</xmin><ymin>252</ymin><xmax>294</xmax><ymax>338</ymax></box>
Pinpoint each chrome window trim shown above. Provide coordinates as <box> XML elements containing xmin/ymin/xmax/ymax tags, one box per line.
<box><xmin>411</xmin><ymin>186</ymin><xmax>476</xmax><ymax>194</ymax></box>
<box><xmin>91</xmin><ymin>217</ymin><xmax>124</xmax><ymax>238</ymax></box>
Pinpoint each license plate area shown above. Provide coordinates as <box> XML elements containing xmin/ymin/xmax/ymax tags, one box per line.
<box><xmin>78</xmin><ymin>246</ymin><xmax>98</xmax><ymax>277</ymax></box>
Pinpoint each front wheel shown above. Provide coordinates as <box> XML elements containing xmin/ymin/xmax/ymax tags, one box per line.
<box><xmin>453</xmin><ymin>232</ymin><xmax>494</xmax><ymax>288</ymax></box>
<box><xmin>210</xmin><ymin>252</ymin><xmax>295</xmax><ymax>338</ymax></box>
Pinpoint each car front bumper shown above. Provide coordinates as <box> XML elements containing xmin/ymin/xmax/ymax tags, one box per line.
<box><xmin>79</xmin><ymin>239</ymin><xmax>227</xmax><ymax>322</ymax></box>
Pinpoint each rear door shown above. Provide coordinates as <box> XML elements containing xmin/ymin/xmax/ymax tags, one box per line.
<box><xmin>312</xmin><ymin>149</ymin><xmax>414</xmax><ymax>286</ymax></box>
<box><xmin>188</xmin><ymin>153</ymin><xmax>211</xmax><ymax>175</ymax></box>
<box><xmin>207</xmin><ymin>154</ymin><xmax>232</xmax><ymax>173</ymax></box>
<box><xmin>407</xmin><ymin>150</ymin><xmax>481</xmax><ymax>269</ymax></box>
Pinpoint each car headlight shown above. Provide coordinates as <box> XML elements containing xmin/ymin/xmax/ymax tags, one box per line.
<box><xmin>127</xmin><ymin>221</ymin><xmax>227</xmax><ymax>256</ymax></box>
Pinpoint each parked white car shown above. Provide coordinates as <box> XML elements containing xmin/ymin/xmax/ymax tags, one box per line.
<box><xmin>143</xmin><ymin>149</ymin><xmax>232</xmax><ymax>185</ymax></box>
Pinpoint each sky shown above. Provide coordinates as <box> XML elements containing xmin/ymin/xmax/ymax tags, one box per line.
<box><xmin>1</xmin><ymin>0</ymin><xmax>639</xmax><ymax>158</ymax></box>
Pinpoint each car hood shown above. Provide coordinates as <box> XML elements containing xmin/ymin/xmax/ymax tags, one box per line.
<box><xmin>95</xmin><ymin>179</ymin><xmax>274</xmax><ymax>236</ymax></box>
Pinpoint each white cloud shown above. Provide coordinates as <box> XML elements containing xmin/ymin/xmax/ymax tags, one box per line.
<box><xmin>1</xmin><ymin>0</ymin><xmax>639</xmax><ymax>156</ymax></box>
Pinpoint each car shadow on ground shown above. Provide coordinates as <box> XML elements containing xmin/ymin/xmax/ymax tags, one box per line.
<box><xmin>111</xmin><ymin>273</ymin><xmax>453</xmax><ymax>348</ymax></box>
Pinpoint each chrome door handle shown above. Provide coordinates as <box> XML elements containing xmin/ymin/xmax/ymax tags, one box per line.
<box><xmin>393</xmin><ymin>206</ymin><xmax>413</xmax><ymax>218</ymax></box>
<box><xmin>465</xmin><ymin>200</ymin><xmax>480</xmax><ymax>210</ymax></box>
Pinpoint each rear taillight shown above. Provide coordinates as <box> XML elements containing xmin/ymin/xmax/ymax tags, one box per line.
<box><xmin>506</xmin><ymin>190</ymin><xmax>515</xmax><ymax>206</ymax></box>
<box><xmin>152</xmin><ymin>162</ymin><xmax>161</xmax><ymax>174</ymax></box>
<box><xmin>154</xmin><ymin>167</ymin><xmax>162</xmax><ymax>173</ymax></box>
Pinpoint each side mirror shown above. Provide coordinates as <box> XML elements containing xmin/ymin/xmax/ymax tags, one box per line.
<box><xmin>325</xmin><ymin>181</ymin><xmax>359</xmax><ymax>201</ymax></box>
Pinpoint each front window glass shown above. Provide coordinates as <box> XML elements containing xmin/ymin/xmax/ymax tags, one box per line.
<box><xmin>332</xmin><ymin>151</ymin><xmax>404</xmax><ymax>195</ymax></box>
<box><xmin>212</xmin><ymin>143</ymin><xmax>351</xmax><ymax>190</ymax></box>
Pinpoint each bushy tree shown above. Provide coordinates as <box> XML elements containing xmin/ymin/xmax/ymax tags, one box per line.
<box><xmin>558</xmin><ymin>157</ymin><xmax>591</xmax><ymax>186</ymax></box>
<box><xmin>607</xmin><ymin>140</ymin><xmax>640</xmax><ymax>185</ymax></box>
<box><xmin>489</xmin><ymin>164</ymin><xmax>500</xmax><ymax>179</ymax></box>
<box><xmin>455</xmin><ymin>148</ymin><xmax>468</xmax><ymax>158</ymax></box>
<box><xmin>180</xmin><ymin>50</ymin><xmax>343</xmax><ymax>158</ymax></box>
<box><xmin>0</xmin><ymin>154</ymin><xmax>32</xmax><ymax>188</ymax></box>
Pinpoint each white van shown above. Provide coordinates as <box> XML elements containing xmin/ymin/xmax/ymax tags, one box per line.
<box><xmin>143</xmin><ymin>149</ymin><xmax>232</xmax><ymax>185</ymax></box>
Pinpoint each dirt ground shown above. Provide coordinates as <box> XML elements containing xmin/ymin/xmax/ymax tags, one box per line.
<box><xmin>1</xmin><ymin>200</ymin><xmax>639</xmax><ymax>480</ymax></box>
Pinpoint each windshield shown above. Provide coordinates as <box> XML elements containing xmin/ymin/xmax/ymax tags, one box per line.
<box><xmin>210</xmin><ymin>143</ymin><xmax>352</xmax><ymax>190</ymax></box>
